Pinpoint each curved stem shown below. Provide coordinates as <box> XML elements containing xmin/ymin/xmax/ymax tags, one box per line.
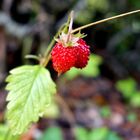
<box><xmin>41</xmin><ymin>24</ymin><xmax>66</xmax><ymax>67</ymax></box>
<box><xmin>72</xmin><ymin>9</ymin><xmax>140</xmax><ymax>33</ymax></box>
<box><xmin>44</xmin><ymin>24</ymin><xmax>66</xmax><ymax>58</ymax></box>
<box><xmin>41</xmin><ymin>11</ymin><xmax>73</xmax><ymax>67</ymax></box>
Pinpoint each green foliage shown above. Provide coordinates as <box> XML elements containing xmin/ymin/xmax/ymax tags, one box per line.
<box><xmin>75</xmin><ymin>127</ymin><xmax>88</xmax><ymax>140</ymax></box>
<box><xmin>64</xmin><ymin>54</ymin><xmax>102</xmax><ymax>80</ymax></box>
<box><xmin>75</xmin><ymin>127</ymin><xmax>122</xmax><ymax>140</ymax></box>
<box><xmin>130</xmin><ymin>91</ymin><xmax>140</xmax><ymax>107</ymax></box>
<box><xmin>107</xmin><ymin>132</ymin><xmax>122</xmax><ymax>140</ymax></box>
<box><xmin>89</xmin><ymin>127</ymin><xmax>109</xmax><ymax>140</ymax></box>
<box><xmin>75</xmin><ymin>0</ymin><xmax>108</xmax><ymax>24</ymax></box>
<box><xmin>127</xmin><ymin>112</ymin><xmax>137</xmax><ymax>122</ymax></box>
<box><xmin>116</xmin><ymin>78</ymin><xmax>136</xmax><ymax>98</ymax></box>
<box><xmin>6</xmin><ymin>65</ymin><xmax>56</xmax><ymax>135</ymax></box>
<box><xmin>38</xmin><ymin>126</ymin><xmax>63</xmax><ymax>140</ymax></box>
<box><xmin>87</xmin><ymin>0</ymin><xmax>108</xmax><ymax>11</ymax></box>
<box><xmin>129</xmin><ymin>0</ymin><xmax>140</xmax><ymax>9</ymax></box>
<box><xmin>38</xmin><ymin>126</ymin><xmax>120</xmax><ymax>140</ymax></box>
<box><xmin>43</xmin><ymin>102</ymin><xmax>59</xmax><ymax>119</ymax></box>
<box><xmin>75</xmin><ymin>10</ymin><xmax>94</xmax><ymax>24</ymax></box>
<box><xmin>116</xmin><ymin>78</ymin><xmax>140</xmax><ymax>107</ymax></box>
<box><xmin>0</xmin><ymin>124</ymin><xmax>20</xmax><ymax>140</ymax></box>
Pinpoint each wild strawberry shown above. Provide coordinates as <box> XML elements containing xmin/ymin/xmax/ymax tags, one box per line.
<box><xmin>75</xmin><ymin>39</ymin><xmax>90</xmax><ymax>68</ymax></box>
<box><xmin>51</xmin><ymin>42</ymin><xmax>77</xmax><ymax>73</ymax></box>
<box><xmin>51</xmin><ymin>33</ymin><xmax>90</xmax><ymax>73</ymax></box>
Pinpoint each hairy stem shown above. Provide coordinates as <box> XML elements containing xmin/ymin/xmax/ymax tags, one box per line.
<box><xmin>72</xmin><ymin>9</ymin><xmax>140</xmax><ymax>33</ymax></box>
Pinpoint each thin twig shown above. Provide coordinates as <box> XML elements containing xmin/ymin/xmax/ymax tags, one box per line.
<box><xmin>72</xmin><ymin>9</ymin><xmax>140</xmax><ymax>33</ymax></box>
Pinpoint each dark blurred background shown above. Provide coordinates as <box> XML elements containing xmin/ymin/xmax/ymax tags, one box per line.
<box><xmin>0</xmin><ymin>0</ymin><xmax>140</xmax><ymax>140</ymax></box>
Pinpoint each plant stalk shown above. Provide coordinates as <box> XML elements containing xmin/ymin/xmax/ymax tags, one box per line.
<box><xmin>41</xmin><ymin>24</ymin><xmax>66</xmax><ymax>67</ymax></box>
<box><xmin>42</xmin><ymin>11</ymin><xmax>73</xmax><ymax>67</ymax></box>
<box><xmin>72</xmin><ymin>9</ymin><xmax>140</xmax><ymax>33</ymax></box>
<box><xmin>66</xmin><ymin>11</ymin><xmax>74</xmax><ymax>43</ymax></box>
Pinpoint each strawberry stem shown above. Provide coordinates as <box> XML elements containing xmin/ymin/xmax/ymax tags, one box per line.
<box><xmin>41</xmin><ymin>11</ymin><xmax>73</xmax><ymax>67</ymax></box>
<box><xmin>66</xmin><ymin>11</ymin><xmax>74</xmax><ymax>43</ymax></box>
<box><xmin>72</xmin><ymin>9</ymin><xmax>140</xmax><ymax>33</ymax></box>
<box><xmin>68</xmin><ymin>11</ymin><xmax>74</xmax><ymax>33</ymax></box>
<box><xmin>41</xmin><ymin>24</ymin><xmax>65</xmax><ymax>66</ymax></box>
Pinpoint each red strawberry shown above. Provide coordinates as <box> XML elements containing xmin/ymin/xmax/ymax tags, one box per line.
<box><xmin>51</xmin><ymin>42</ymin><xmax>77</xmax><ymax>73</ymax></box>
<box><xmin>51</xmin><ymin>33</ymin><xmax>90</xmax><ymax>73</ymax></box>
<box><xmin>75</xmin><ymin>39</ymin><xmax>90</xmax><ymax>68</ymax></box>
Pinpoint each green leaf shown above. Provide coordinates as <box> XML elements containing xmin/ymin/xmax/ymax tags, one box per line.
<box><xmin>43</xmin><ymin>102</ymin><xmax>60</xmax><ymax>119</ymax></box>
<box><xmin>89</xmin><ymin>127</ymin><xmax>109</xmax><ymax>140</ymax></box>
<box><xmin>75</xmin><ymin>127</ymin><xmax>88</xmax><ymax>140</ymax></box>
<box><xmin>0</xmin><ymin>124</ymin><xmax>20</xmax><ymax>140</ymax></box>
<box><xmin>0</xmin><ymin>124</ymin><xmax>7</xmax><ymax>140</ymax></box>
<box><xmin>130</xmin><ymin>91</ymin><xmax>140</xmax><ymax>107</ymax></box>
<box><xmin>38</xmin><ymin>126</ymin><xmax>63</xmax><ymax>140</ymax></box>
<box><xmin>6</xmin><ymin>65</ymin><xmax>56</xmax><ymax>135</ymax></box>
<box><xmin>115</xmin><ymin>78</ymin><xmax>136</xmax><ymax>98</ymax></box>
<box><xmin>107</xmin><ymin>131</ymin><xmax>122</xmax><ymax>140</ymax></box>
<box><xmin>64</xmin><ymin>54</ymin><xmax>103</xmax><ymax>80</ymax></box>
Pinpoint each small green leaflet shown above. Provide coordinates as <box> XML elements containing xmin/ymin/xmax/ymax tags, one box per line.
<box><xmin>6</xmin><ymin>65</ymin><xmax>56</xmax><ymax>135</ymax></box>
